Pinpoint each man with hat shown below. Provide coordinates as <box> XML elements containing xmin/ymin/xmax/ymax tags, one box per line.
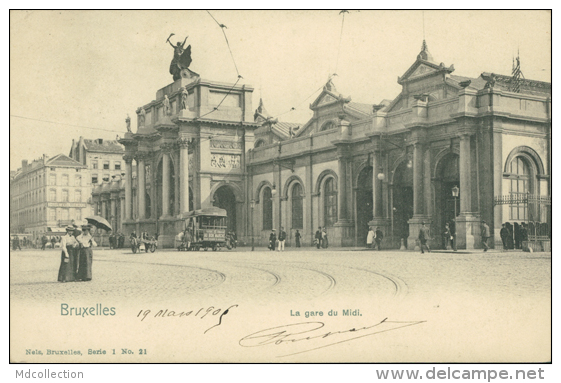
<box><xmin>481</xmin><ymin>220</ymin><xmax>491</xmax><ymax>252</ymax></box>
<box><xmin>76</xmin><ymin>224</ymin><xmax>97</xmax><ymax>281</ymax></box>
<box><xmin>57</xmin><ymin>226</ymin><xmax>78</xmax><ymax>282</ymax></box>
<box><xmin>418</xmin><ymin>222</ymin><xmax>431</xmax><ymax>254</ymax></box>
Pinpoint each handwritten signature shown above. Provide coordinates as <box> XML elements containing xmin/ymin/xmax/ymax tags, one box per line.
<box><xmin>239</xmin><ymin>318</ymin><xmax>426</xmax><ymax>357</ymax></box>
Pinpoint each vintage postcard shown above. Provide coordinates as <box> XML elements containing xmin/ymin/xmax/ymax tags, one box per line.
<box><xmin>9</xmin><ymin>10</ymin><xmax>551</xmax><ymax>366</ymax></box>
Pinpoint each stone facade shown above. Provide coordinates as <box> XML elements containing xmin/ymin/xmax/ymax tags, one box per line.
<box><xmin>118</xmin><ymin>70</ymin><xmax>257</xmax><ymax>248</ymax></box>
<box><xmin>119</xmin><ymin>42</ymin><xmax>551</xmax><ymax>250</ymax></box>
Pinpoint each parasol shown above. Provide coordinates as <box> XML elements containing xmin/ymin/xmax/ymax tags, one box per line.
<box><xmin>85</xmin><ymin>216</ymin><xmax>113</xmax><ymax>232</ymax></box>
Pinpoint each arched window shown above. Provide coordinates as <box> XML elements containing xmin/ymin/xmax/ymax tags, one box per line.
<box><xmin>255</xmin><ymin>139</ymin><xmax>266</xmax><ymax>148</ymax></box>
<box><xmin>262</xmin><ymin>187</ymin><xmax>273</xmax><ymax>230</ymax></box>
<box><xmin>323</xmin><ymin>178</ymin><xmax>337</xmax><ymax>227</ymax></box>
<box><xmin>291</xmin><ymin>183</ymin><xmax>303</xmax><ymax>229</ymax></box>
<box><xmin>508</xmin><ymin>156</ymin><xmax>530</xmax><ymax>220</ymax></box>
<box><xmin>320</xmin><ymin>121</ymin><xmax>336</xmax><ymax>132</ymax></box>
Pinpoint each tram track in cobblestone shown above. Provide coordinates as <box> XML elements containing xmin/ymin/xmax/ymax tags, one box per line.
<box><xmin>220</xmin><ymin>261</ymin><xmax>282</xmax><ymax>287</ymax></box>
<box><xmin>95</xmin><ymin>258</ymin><xmax>227</xmax><ymax>292</ymax></box>
<box><xmin>226</xmin><ymin>260</ymin><xmax>337</xmax><ymax>296</ymax></box>
<box><xmin>341</xmin><ymin>265</ymin><xmax>408</xmax><ymax>298</ymax></box>
<box><xmin>246</xmin><ymin>260</ymin><xmax>405</xmax><ymax>299</ymax></box>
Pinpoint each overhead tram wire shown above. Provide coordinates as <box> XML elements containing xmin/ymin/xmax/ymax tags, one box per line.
<box><xmin>194</xmin><ymin>11</ymin><xmax>243</xmax><ymax>122</ymax></box>
<box><xmin>10</xmin><ymin>114</ymin><xmax>122</xmax><ymax>134</ymax></box>
<box><xmin>206</xmin><ymin>10</ymin><xmax>241</xmax><ymax>79</ymax></box>
<box><xmin>334</xmin><ymin>10</ymin><xmax>349</xmax><ymax>76</ymax></box>
<box><xmin>271</xmin><ymin>73</ymin><xmax>338</xmax><ymax>120</ymax></box>
<box><xmin>271</xmin><ymin>11</ymin><xmax>349</xmax><ymax>121</ymax></box>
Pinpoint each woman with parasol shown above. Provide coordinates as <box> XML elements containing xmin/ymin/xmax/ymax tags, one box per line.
<box><xmin>76</xmin><ymin>224</ymin><xmax>97</xmax><ymax>282</ymax></box>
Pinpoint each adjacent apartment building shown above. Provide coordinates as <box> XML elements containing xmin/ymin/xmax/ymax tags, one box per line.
<box><xmin>68</xmin><ymin>137</ymin><xmax>125</xmax><ymax>186</ymax></box>
<box><xmin>10</xmin><ymin>154</ymin><xmax>91</xmax><ymax>237</ymax></box>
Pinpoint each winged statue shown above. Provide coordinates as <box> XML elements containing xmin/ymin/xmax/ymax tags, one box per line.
<box><xmin>167</xmin><ymin>34</ymin><xmax>192</xmax><ymax>81</ymax></box>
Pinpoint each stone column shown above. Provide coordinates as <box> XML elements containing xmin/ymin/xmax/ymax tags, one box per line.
<box><xmin>110</xmin><ymin>198</ymin><xmax>116</xmax><ymax>230</ymax></box>
<box><xmin>459</xmin><ymin>134</ymin><xmax>472</xmax><ymax>213</ymax></box>
<box><xmin>137</xmin><ymin>155</ymin><xmax>146</xmax><ymax>219</ymax></box>
<box><xmin>178</xmin><ymin>138</ymin><xmax>190</xmax><ymax>214</ymax></box>
<box><xmin>456</xmin><ymin>133</ymin><xmax>478</xmax><ymax>249</ymax></box>
<box><xmin>305</xmin><ymin>155</ymin><xmax>313</xmax><ymax>246</ymax></box>
<box><xmin>102</xmin><ymin>200</ymin><xmax>108</xmax><ymax>219</ymax></box>
<box><xmin>407</xmin><ymin>142</ymin><xmax>428</xmax><ymax>250</ymax></box>
<box><xmin>161</xmin><ymin>153</ymin><xmax>170</xmax><ymax>218</ymax></box>
<box><xmin>120</xmin><ymin>197</ymin><xmax>125</xmax><ymax>230</ymax></box>
<box><xmin>337</xmin><ymin>155</ymin><xmax>348</xmax><ymax>222</ymax></box>
<box><xmin>372</xmin><ymin>150</ymin><xmax>383</xmax><ymax>218</ymax></box>
<box><xmin>424</xmin><ymin>147</ymin><xmax>432</xmax><ymax>216</ymax></box>
<box><xmin>412</xmin><ymin>142</ymin><xmax>424</xmax><ymax>215</ymax></box>
<box><xmin>124</xmin><ymin>157</ymin><xmax>133</xmax><ymax>220</ymax></box>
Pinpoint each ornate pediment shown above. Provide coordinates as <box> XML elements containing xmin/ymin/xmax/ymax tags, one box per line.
<box><xmin>318</xmin><ymin>93</ymin><xmax>337</xmax><ymax>106</ymax></box>
<box><xmin>409</xmin><ymin>64</ymin><xmax>438</xmax><ymax>79</ymax></box>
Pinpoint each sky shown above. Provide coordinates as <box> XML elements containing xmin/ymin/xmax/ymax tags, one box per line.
<box><xmin>9</xmin><ymin>10</ymin><xmax>551</xmax><ymax>171</ymax></box>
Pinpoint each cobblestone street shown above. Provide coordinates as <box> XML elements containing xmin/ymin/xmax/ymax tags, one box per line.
<box><xmin>10</xmin><ymin>247</ymin><xmax>551</xmax><ymax>363</ymax></box>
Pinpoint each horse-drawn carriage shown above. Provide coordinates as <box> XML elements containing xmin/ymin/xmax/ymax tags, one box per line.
<box><xmin>176</xmin><ymin>207</ymin><xmax>232</xmax><ymax>251</ymax></box>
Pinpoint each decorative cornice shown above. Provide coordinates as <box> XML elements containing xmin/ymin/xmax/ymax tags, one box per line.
<box><xmin>123</xmin><ymin>154</ymin><xmax>135</xmax><ymax>163</ymax></box>
<box><xmin>134</xmin><ymin>151</ymin><xmax>152</xmax><ymax>162</ymax></box>
<box><xmin>160</xmin><ymin>142</ymin><xmax>176</xmax><ymax>154</ymax></box>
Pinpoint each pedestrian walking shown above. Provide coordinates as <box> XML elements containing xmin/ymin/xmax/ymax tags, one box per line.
<box><xmin>57</xmin><ymin>226</ymin><xmax>78</xmax><ymax>283</ymax></box>
<box><xmin>76</xmin><ymin>225</ymin><xmax>97</xmax><ymax>281</ymax></box>
<box><xmin>183</xmin><ymin>228</ymin><xmax>192</xmax><ymax>250</ymax></box>
<box><xmin>366</xmin><ymin>227</ymin><xmax>374</xmax><ymax>249</ymax></box>
<box><xmin>268</xmin><ymin>230</ymin><xmax>277</xmax><ymax>251</ymax></box>
<box><xmin>118</xmin><ymin>233</ymin><xmax>125</xmax><ymax>248</ymax></box>
<box><xmin>321</xmin><ymin>228</ymin><xmax>329</xmax><ymax>248</ymax></box>
<box><xmin>443</xmin><ymin>223</ymin><xmax>451</xmax><ymax>250</ymax></box>
<box><xmin>51</xmin><ymin>237</ymin><xmax>56</xmax><ymax>248</ymax></box>
<box><xmin>418</xmin><ymin>222</ymin><xmax>431</xmax><ymax>254</ymax></box>
<box><xmin>41</xmin><ymin>235</ymin><xmax>47</xmax><ymax>250</ymax></box>
<box><xmin>374</xmin><ymin>227</ymin><xmax>383</xmax><ymax>250</ymax></box>
<box><xmin>520</xmin><ymin>223</ymin><xmax>528</xmax><ymax>249</ymax></box>
<box><xmin>231</xmin><ymin>231</ymin><xmax>237</xmax><ymax>249</ymax></box>
<box><xmin>12</xmin><ymin>236</ymin><xmax>22</xmax><ymax>251</ymax></box>
<box><xmin>295</xmin><ymin>230</ymin><xmax>301</xmax><ymax>248</ymax></box>
<box><xmin>315</xmin><ymin>227</ymin><xmax>322</xmax><ymax>249</ymax></box>
<box><xmin>481</xmin><ymin>220</ymin><xmax>490</xmax><ymax>252</ymax></box>
<box><xmin>500</xmin><ymin>224</ymin><xmax>509</xmax><ymax>251</ymax></box>
<box><xmin>277</xmin><ymin>227</ymin><xmax>287</xmax><ymax>251</ymax></box>
<box><xmin>449</xmin><ymin>219</ymin><xmax>457</xmax><ymax>251</ymax></box>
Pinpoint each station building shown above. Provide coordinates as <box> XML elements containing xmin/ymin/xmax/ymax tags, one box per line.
<box><xmin>119</xmin><ymin>41</ymin><xmax>551</xmax><ymax>250</ymax></box>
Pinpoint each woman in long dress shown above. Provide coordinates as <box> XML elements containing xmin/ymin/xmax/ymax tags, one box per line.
<box><xmin>76</xmin><ymin>225</ymin><xmax>97</xmax><ymax>282</ymax></box>
<box><xmin>57</xmin><ymin>226</ymin><xmax>78</xmax><ymax>282</ymax></box>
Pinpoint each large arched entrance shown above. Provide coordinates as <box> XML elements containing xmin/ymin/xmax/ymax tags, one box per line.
<box><xmin>213</xmin><ymin>186</ymin><xmax>237</xmax><ymax>233</ymax></box>
<box><xmin>435</xmin><ymin>153</ymin><xmax>460</xmax><ymax>248</ymax></box>
<box><xmin>356</xmin><ymin>166</ymin><xmax>373</xmax><ymax>245</ymax></box>
<box><xmin>392</xmin><ymin>161</ymin><xmax>413</xmax><ymax>247</ymax></box>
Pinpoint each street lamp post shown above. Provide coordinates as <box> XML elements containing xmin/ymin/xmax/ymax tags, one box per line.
<box><xmin>452</xmin><ymin>185</ymin><xmax>460</xmax><ymax>218</ymax></box>
<box><xmin>250</xmin><ymin>199</ymin><xmax>255</xmax><ymax>251</ymax></box>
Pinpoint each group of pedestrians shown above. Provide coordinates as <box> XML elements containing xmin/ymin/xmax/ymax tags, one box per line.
<box><xmin>366</xmin><ymin>227</ymin><xmax>384</xmax><ymax>250</ymax></box>
<box><xmin>57</xmin><ymin>224</ymin><xmax>96</xmax><ymax>283</ymax></box>
<box><xmin>267</xmin><ymin>227</ymin><xmax>306</xmax><ymax>251</ymax></box>
<box><xmin>268</xmin><ymin>227</ymin><xmax>287</xmax><ymax>251</ymax></box>
<box><xmin>499</xmin><ymin>222</ymin><xmax>529</xmax><ymax>250</ymax></box>
<box><xmin>314</xmin><ymin>227</ymin><xmax>329</xmax><ymax>249</ymax></box>
<box><xmin>108</xmin><ymin>232</ymin><xmax>126</xmax><ymax>249</ymax></box>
